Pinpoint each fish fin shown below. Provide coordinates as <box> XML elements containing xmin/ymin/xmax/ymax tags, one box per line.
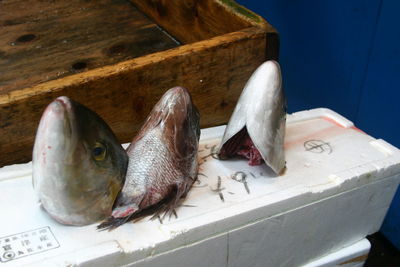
<box><xmin>149</xmin><ymin>177</ymin><xmax>195</xmax><ymax>221</ymax></box>
<box><xmin>97</xmin><ymin>179</ymin><xmax>195</xmax><ymax>231</ymax></box>
<box><xmin>97</xmin><ymin>216</ymin><xmax>132</xmax><ymax>231</ymax></box>
<box><xmin>97</xmin><ymin>193</ymin><xmax>174</xmax><ymax>231</ymax></box>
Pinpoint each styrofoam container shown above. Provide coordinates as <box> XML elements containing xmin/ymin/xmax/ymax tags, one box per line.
<box><xmin>302</xmin><ymin>238</ymin><xmax>370</xmax><ymax>267</ymax></box>
<box><xmin>0</xmin><ymin>108</ymin><xmax>399</xmax><ymax>267</ymax></box>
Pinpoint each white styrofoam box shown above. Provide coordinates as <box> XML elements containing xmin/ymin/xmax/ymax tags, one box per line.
<box><xmin>302</xmin><ymin>238</ymin><xmax>370</xmax><ymax>267</ymax></box>
<box><xmin>0</xmin><ymin>108</ymin><xmax>399</xmax><ymax>267</ymax></box>
<box><xmin>128</xmin><ymin>238</ymin><xmax>371</xmax><ymax>267</ymax></box>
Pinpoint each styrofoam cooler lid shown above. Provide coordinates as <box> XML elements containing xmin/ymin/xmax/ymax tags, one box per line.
<box><xmin>0</xmin><ymin>108</ymin><xmax>399</xmax><ymax>266</ymax></box>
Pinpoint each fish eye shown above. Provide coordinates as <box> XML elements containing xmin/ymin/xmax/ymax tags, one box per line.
<box><xmin>93</xmin><ymin>142</ymin><xmax>107</xmax><ymax>161</ymax></box>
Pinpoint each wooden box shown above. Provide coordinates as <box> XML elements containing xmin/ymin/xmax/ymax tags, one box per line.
<box><xmin>0</xmin><ymin>0</ymin><xmax>278</xmax><ymax>166</ymax></box>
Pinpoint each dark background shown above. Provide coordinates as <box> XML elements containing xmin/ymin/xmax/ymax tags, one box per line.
<box><xmin>236</xmin><ymin>0</ymin><xmax>400</xmax><ymax>249</ymax></box>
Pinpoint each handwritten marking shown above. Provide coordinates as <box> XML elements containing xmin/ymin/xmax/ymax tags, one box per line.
<box><xmin>210</xmin><ymin>176</ymin><xmax>225</xmax><ymax>202</ymax></box>
<box><xmin>231</xmin><ymin>171</ymin><xmax>250</xmax><ymax>194</ymax></box>
<box><xmin>304</xmin><ymin>140</ymin><xmax>332</xmax><ymax>154</ymax></box>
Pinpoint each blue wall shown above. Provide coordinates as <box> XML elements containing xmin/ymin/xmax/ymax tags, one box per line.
<box><xmin>237</xmin><ymin>0</ymin><xmax>400</xmax><ymax>248</ymax></box>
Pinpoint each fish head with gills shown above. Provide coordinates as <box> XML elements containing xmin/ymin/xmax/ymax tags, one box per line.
<box><xmin>32</xmin><ymin>96</ymin><xmax>128</xmax><ymax>226</ymax></box>
<box><xmin>136</xmin><ymin>86</ymin><xmax>201</xmax><ymax>164</ymax></box>
<box><xmin>217</xmin><ymin>60</ymin><xmax>286</xmax><ymax>175</ymax></box>
<box><xmin>98</xmin><ymin>86</ymin><xmax>200</xmax><ymax>230</ymax></box>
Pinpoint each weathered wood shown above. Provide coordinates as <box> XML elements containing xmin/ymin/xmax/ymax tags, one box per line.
<box><xmin>129</xmin><ymin>0</ymin><xmax>274</xmax><ymax>43</ymax></box>
<box><xmin>0</xmin><ymin>0</ymin><xmax>179</xmax><ymax>93</ymax></box>
<box><xmin>0</xmin><ymin>27</ymin><xmax>270</xmax><ymax>166</ymax></box>
<box><xmin>0</xmin><ymin>0</ymin><xmax>278</xmax><ymax>166</ymax></box>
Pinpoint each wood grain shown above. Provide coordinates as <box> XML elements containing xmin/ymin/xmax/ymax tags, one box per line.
<box><xmin>0</xmin><ymin>0</ymin><xmax>278</xmax><ymax>166</ymax></box>
<box><xmin>0</xmin><ymin>0</ymin><xmax>179</xmax><ymax>93</ymax></box>
<box><xmin>130</xmin><ymin>0</ymin><xmax>274</xmax><ymax>43</ymax></box>
<box><xmin>0</xmin><ymin>27</ymin><xmax>273</xmax><ymax>166</ymax></box>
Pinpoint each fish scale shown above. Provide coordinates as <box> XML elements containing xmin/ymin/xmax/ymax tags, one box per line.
<box><xmin>98</xmin><ymin>86</ymin><xmax>200</xmax><ymax>230</ymax></box>
<box><xmin>122</xmin><ymin>127</ymin><xmax>181</xmax><ymax>209</ymax></box>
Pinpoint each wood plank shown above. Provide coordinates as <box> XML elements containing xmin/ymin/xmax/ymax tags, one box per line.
<box><xmin>129</xmin><ymin>0</ymin><xmax>275</xmax><ymax>43</ymax></box>
<box><xmin>0</xmin><ymin>27</ymin><xmax>271</xmax><ymax>166</ymax></box>
<box><xmin>0</xmin><ymin>0</ymin><xmax>179</xmax><ymax>93</ymax></box>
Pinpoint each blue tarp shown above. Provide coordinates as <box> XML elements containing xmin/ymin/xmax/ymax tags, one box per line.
<box><xmin>238</xmin><ymin>0</ymin><xmax>400</xmax><ymax>249</ymax></box>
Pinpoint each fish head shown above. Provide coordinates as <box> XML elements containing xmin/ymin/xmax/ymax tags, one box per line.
<box><xmin>106</xmin><ymin>87</ymin><xmax>200</xmax><ymax>224</ymax></box>
<box><xmin>138</xmin><ymin>86</ymin><xmax>200</xmax><ymax>158</ymax></box>
<box><xmin>217</xmin><ymin>60</ymin><xmax>286</xmax><ymax>174</ymax></box>
<box><xmin>158</xmin><ymin>87</ymin><xmax>200</xmax><ymax>164</ymax></box>
<box><xmin>32</xmin><ymin>96</ymin><xmax>128</xmax><ymax>225</ymax></box>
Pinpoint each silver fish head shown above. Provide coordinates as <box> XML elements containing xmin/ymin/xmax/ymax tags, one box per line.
<box><xmin>99</xmin><ymin>87</ymin><xmax>200</xmax><ymax>230</ymax></box>
<box><xmin>217</xmin><ymin>60</ymin><xmax>286</xmax><ymax>174</ymax></box>
<box><xmin>32</xmin><ymin>96</ymin><xmax>128</xmax><ymax>226</ymax></box>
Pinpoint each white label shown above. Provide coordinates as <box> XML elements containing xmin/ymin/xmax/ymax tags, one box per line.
<box><xmin>0</xmin><ymin>227</ymin><xmax>59</xmax><ymax>262</ymax></box>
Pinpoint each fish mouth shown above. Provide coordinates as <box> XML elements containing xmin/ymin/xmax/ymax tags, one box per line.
<box><xmin>159</xmin><ymin>87</ymin><xmax>200</xmax><ymax>143</ymax></box>
<box><xmin>44</xmin><ymin>96</ymin><xmax>74</xmax><ymax>128</ymax></box>
<box><xmin>54</xmin><ymin>96</ymin><xmax>72</xmax><ymax>112</ymax></box>
<box><xmin>147</xmin><ymin>86</ymin><xmax>197</xmax><ymax>132</ymax></box>
<box><xmin>50</xmin><ymin>97</ymin><xmax>76</xmax><ymax>145</ymax></box>
<box><xmin>159</xmin><ymin>86</ymin><xmax>191</xmax><ymax>111</ymax></box>
<box><xmin>36</xmin><ymin>96</ymin><xmax>78</xmax><ymax>163</ymax></box>
<box><xmin>168</xmin><ymin>86</ymin><xmax>188</xmax><ymax>96</ymax></box>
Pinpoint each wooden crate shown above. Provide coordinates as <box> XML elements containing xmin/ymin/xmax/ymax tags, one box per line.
<box><xmin>0</xmin><ymin>0</ymin><xmax>278</xmax><ymax>166</ymax></box>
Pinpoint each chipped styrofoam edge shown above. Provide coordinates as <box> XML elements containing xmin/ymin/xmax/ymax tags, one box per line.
<box><xmin>287</xmin><ymin>108</ymin><xmax>354</xmax><ymax>128</ymax></box>
<box><xmin>370</xmin><ymin>139</ymin><xmax>399</xmax><ymax>156</ymax></box>
<box><xmin>302</xmin><ymin>238</ymin><xmax>370</xmax><ymax>267</ymax></box>
<box><xmin>325</xmin><ymin>159</ymin><xmax>400</xmax><ymax>195</ymax></box>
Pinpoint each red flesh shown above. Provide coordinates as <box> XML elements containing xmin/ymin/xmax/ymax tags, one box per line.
<box><xmin>219</xmin><ymin>127</ymin><xmax>264</xmax><ymax>166</ymax></box>
<box><xmin>236</xmin><ymin>135</ymin><xmax>263</xmax><ymax>166</ymax></box>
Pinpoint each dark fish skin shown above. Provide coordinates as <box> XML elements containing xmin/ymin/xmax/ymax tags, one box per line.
<box><xmin>98</xmin><ymin>86</ymin><xmax>200</xmax><ymax>230</ymax></box>
<box><xmin>32</xmin><ymin>96</ymin><xmax>128</xmax><ymax>226</ymax></box>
